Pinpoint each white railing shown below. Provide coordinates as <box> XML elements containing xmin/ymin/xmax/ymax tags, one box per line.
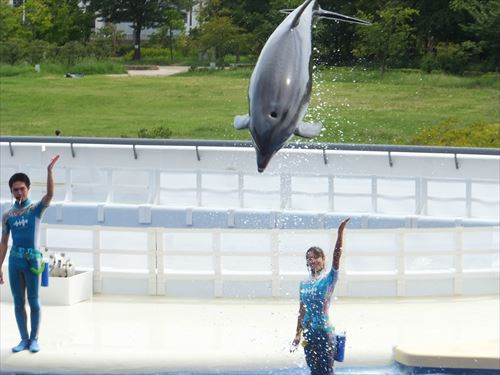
<box><xmin>27</xmin><ymin>224</ymin><xmax>499</xmax><ymax>298</ymax></box>
<box><xmin>1</xmin><ymin>141</ymin><xmax>499</xmax><ymax>220</ymax></box>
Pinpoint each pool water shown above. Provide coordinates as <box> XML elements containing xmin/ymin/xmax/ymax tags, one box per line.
<box><xmin>1</xmin><ymin>363</ymin><xmax>498</xmax><ymax>375</ymax></box>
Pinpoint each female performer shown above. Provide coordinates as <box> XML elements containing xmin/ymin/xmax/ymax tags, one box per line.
<box><xmin>291</xmin><ymin>218</ymin><xmax>350</xmax><ymax>374</ymax></box>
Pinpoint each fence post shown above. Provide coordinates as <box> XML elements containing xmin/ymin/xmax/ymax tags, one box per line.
<box><xmin>156</xmin><ymin>229</ymin><xmax>165</xmax><ymax>296</ymax></box>
<box><xmin>465</xmin><ymin>180</ymin><xmax>472</xmax><ymax>218</ymax></box>
<box><xmin>396</xmin><ymin>229</ymin><xmax>405</xmax><ymax>297</ymax></box>
<box><xmin>454</xmin><ymin>227</ymin><xmax>464</xmax><ymax>295</ymax></box>
<box><xmin>196</xmin><ymin>170</ymin><xmax>202</xmax><ymax>207</ymax></box>
<box><xmin>92</xmin><ymin>226</ymin><xmax>102</xmax><ymax>294</ymax></box>
<box><xmin>371</xmin><ymin>176</ymin><xmax>378</xmax><ymax>213</ymax></box>
<box><xmin>213</xmin><ymin>231</ymin><xmax>222</xmax><ymax>297</ymax></box>
<box><xmin>271</xmin><ymin>231</ymin><xmax>280</xmax><ymax>297</ymax></box>
<box><xmin>147</xmin><ymin>228</ymin><xmax>157</xmax><ymax>295</ymax></box>
<box><xmin>328</xmin><ymin>175</ymin><xmax>334</xmax><ymax>212</ymax></box>
<box><xmin>105</xmin><ymin>169</ymin><xmax>113</xmax><ymax>203</ymax></box>
<box><xmin>64</xmin><ymin>168</ymin><xmax>72</xmax><ymax>201</ymax></box>
<box><xmin>280</xmin><ymin>174</ymin><xmax>291</xmax><ymax>210</ymax></box>
<box><xmin>238</xmin><ymin>171</ymin><xmax>244</xmax><ymax>208</ymax></box>
<box><xmin>415</xmin><ymin>177</ymin><xmax>428</xmax><ymax>215</ymax></box>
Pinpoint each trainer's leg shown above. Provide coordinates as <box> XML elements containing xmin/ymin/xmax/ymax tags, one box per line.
<box><xmin>9</xmin><ymin>257</ymin><xmax>30</xmax><ymax>352</ymax></box>
<box><xmin>26</xmin><ymin>259</ymin><xmax>41</xmax><ymax>352</ymax></box>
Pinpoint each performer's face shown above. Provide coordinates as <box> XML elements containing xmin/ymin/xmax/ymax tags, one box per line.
<box><xmin>11</xmin><ymin>182</ymin><xmax>29</xmax><ymax>203</ymax></box>
<box><xmin>306</xmin><ymin>251</ymin><xmax>325</xmax><ymax>274</ymax></box>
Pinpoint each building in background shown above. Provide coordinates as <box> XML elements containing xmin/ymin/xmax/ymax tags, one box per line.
<box><xmin>9</xmin><ymin>0</ymin><xmax>203</xmax><ymax>41</ymax></box>
<box><xmin>94</xmin><ymin>1</ymin><xmax>202</xmax><ymax>40</ymax></box>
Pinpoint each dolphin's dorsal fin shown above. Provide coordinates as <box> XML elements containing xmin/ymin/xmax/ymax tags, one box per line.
<box><xmin>294</xmin><ymin>121</ymin><xmax>323</xmax><ymax>138</ymax></box>
<box><xmin>290</xmin><ymin>0</ymin><xmax>314</xmax><ymax>28</ymax></box>
<box><xmin>234</xmin><ymin>114</ymin><xmax>250</xmax><ymax>130</ymax></box>
<box><xmin>314</xmin><ymin>7</ymin><xmax>371</xmax><ymax>25</ymax></box>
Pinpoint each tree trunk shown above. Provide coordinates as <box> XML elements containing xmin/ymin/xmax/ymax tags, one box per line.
<box><xmin>133</xmin><ymin>26</ymin><xmax>142</xmax><ymax>61</ymax></box>
<box><xmin>169</xmin><ymin>28</ymin><xmax>174</xmax><ymax>63</ymax></box>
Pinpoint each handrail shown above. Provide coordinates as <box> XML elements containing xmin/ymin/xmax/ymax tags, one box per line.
<box><xmin>1</xmin><ymin>135</ymin><xmax>499</xmax><ymax>156</ymax></box>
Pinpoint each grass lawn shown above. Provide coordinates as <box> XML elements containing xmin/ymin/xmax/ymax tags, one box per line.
<box><xmin>0</xmin><ymin>67</ymin><xmax>498</xmax><ymax>145</ymax></box>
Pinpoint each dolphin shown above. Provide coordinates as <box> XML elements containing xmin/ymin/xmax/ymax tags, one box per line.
<box><xmin>234</xmin><ymin>0</ymin><xmax>370</xmax><ymax>172</ymax></box>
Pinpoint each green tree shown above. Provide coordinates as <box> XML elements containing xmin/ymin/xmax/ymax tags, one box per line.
<box><xmin>88</xmin><ymin>0</ymin><xmax>173</xmax><ymax>60</ymax></box>
<box><xmin>149</xmin><ymin>8</ymin><xmax>185</xmax><ymax>63</ymax></box>
<box><xmin>451</xmin><ymin>0</ymin><xmax>500</xmax><ymax>69</ymax></box>
<box><xmin>197</xmin><ymin>15</ymin><xmax>245</xmax><ymax>67</ymax></box>
<box><xmin>23</xmin><ymin>0</ymin><xmax>53</xmax><ymax>40</ymax></box>
<box><xmin>0</xmin><ymin>0</ymin><xmax>29</xmax><ymax>41</ymax></box>
<box><xmin>44</xmin><ymin>0</ymin><xmax>93</xmax><ymax>44</ymax></box>
<box><xmin>353</xmin><ymin>5</ymin><xmax>419</xmax><ymax>73</ymax></box>
<box><xmin>89</xmin><ymin>23</ymin><xmax>125</xmax><ymax>57</ymax></box>
<box><xmin>197</xmin><ymin>0</ymin><xmax>278</xmax><ymax>58</ymax></box>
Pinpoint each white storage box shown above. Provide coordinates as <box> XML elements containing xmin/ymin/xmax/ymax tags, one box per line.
<box><xmin>0</xmin><ymin>268</ymin><xmax>93</xmax><ymax>306</ymax></box>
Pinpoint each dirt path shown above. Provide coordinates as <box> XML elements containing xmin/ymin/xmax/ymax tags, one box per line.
<box><xmin>109</xmin><ymin>65</ymin><xmax>190</xmax><ymax>77</ymax></box>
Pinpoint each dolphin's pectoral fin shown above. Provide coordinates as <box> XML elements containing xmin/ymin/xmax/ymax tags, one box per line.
<box><xmin>279</xmin><ymin>9</ymin><xmax>294</xmax><ymax>15</ymax></box>
<box><xmin>294</xmin><ymin>121</ymin><xmax>323</xmax><ymax>138</ymax></box>
<box><xmin>234</xmin><ymin>114</ymin><xmax>250</xmax><ymax>130</ymax></box>
<box><xmin>314</xmin><ymin>8</ymin><xmax>371</xmax><ymax>25</ymax></box>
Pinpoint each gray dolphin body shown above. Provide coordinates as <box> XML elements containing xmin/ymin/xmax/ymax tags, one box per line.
<box><xmin>234</xmin><ymin>0</ymin><xmax>370</xmax><ymax>172</ymax></box>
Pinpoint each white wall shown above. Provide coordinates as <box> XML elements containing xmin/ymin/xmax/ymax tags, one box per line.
<box><xmin>1</xmin><ymin>142</ymin><xmax>499</xmax><ymax>221</ymax></box>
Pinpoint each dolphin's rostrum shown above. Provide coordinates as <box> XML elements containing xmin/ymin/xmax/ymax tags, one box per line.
<box><xmin>234</xmin><ymin>0</ymin><xmax>370</xmax><ymax>172</ymax></box>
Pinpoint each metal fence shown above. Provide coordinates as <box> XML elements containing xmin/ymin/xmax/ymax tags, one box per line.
<box><xmin>11</xmin><ymin>223</ymin><xmax>495</xmax><ymax>298</ymax></box>
<box><xmin>1</xmin><ymin>138</ymin><xmax>499</xmax><ymax>220</ymax></box>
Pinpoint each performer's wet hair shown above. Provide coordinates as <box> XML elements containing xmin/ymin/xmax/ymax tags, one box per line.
<box><xmin>306</xmin><ymin>246</ymin><xmax>325</xmax><ymax>260</ymax></box>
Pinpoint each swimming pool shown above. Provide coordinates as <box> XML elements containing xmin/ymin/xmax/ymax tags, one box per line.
<box><xmin>2</xmin><ymin>363</ymin><xmax>500</xmax><ymax>375</ymax></box>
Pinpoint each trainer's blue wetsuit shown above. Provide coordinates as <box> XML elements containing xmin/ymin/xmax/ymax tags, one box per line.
<box><xmin>300</xmin><ymin>267</ymin><xmax>338</xmax><ymax>375</ymax></box>
<box><xmin>2</xmin><ymin>198</ymin><xmax>47</xmax><ymax>343</ymax></box>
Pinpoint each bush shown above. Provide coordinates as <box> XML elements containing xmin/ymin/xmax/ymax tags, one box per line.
<box><xmin>137</xmin><ymin>126</ymin><xmax>172</xmax><ymax>139</ymax></box>
<box><xmin>434</xmin><ymin>42</ymin><xmax>481</xmax><ymax>75</ymax></box>
<box><xmin>27</xmin><ymin>40</ymin><xmax>52</xmax><ymax>64</ymax></box>
<box><xmin>419</xmin><ymin>53</ymin><xmax>440</xmax><ymax>74</ymax></box>
<box><xmin>410</xmin><ymin>119</ymin><xmax>500</xmax><ymax>148</ymax></box>
<box><xmin>0</xmin><ymin>38</ymin><xmax>28</xmax><ymax>64</ymax></box>
<box><xmin>86</xmin><ymin>38</ymin><xmax>113</xmax><ymax>60</ymax></box>
<box><xmin>72</xmin><ymin>58</ymin><xmax>126</xmax><ymax>75</ymax></box>
<box><xmin>122</xmin><ymin>47</ymin><xmax>195</xmax><ymax>65</ymax></box>
<box><xmin>0</xmin><ymin>63</ymin><xmax>34</xmax><ymax>77</ymax></box>
<box><xmin>59</xmin><ymin>41</ymin><xmax>87</xmax><ymax>67</ymax></box>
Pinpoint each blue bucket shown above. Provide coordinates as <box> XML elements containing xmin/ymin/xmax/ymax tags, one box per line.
<box><xmin>41</xmin><ymin>262</ymin><xmax>49</xmax><ymax>287</ymax></box>
<box><xmin>335</xmin><ymin>332</ymin><xmax>346</xmax><ymax>362</ymax></box>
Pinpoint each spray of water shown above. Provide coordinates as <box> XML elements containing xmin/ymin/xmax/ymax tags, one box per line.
<box><xmin>304</xmin><ymin>47</ymin><xmax>350</xmax><ymax>145</ymax></box>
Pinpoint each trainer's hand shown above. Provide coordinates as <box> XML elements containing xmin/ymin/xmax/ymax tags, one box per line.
<box><xmin>47</xmin><ymin>155</ymin><xmax>60</xmax><ymax>171</ymax></box>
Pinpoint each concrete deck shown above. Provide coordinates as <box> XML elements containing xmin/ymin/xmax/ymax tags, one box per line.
<box><xmin>0</xmin><ymin>295</ymin><xmax>499</xmax><ymax>374</ymax></box>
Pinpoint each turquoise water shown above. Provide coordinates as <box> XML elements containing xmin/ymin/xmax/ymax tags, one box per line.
<box><xmin>1</xmin><ymin>363</ymin><xmax>499</xmax><ymax>375</ymax></box>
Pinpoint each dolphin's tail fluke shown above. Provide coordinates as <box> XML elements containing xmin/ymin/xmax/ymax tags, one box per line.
<box><xmin>315</xmin><ymin>8</ymin><xmax>371</xmax><ymax>25</ymax></box>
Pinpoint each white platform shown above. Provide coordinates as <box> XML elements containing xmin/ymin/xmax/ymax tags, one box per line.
<box><xmin>0</xmin><ymin>294</ymin><xmax>498</xmax><ymax>373</ymax></box>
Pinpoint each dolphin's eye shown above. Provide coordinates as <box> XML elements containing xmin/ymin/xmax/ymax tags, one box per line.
<box><xmin>270</xmin><ymin>112</ymin><xmax>278</xmax><ymax>118</ymax></box>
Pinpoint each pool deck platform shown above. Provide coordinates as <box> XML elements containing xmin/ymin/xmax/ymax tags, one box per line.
<box><xmin>1</xmin><ymin>294</ymin><xmax>499</xmax><ymax>374</ymax></box>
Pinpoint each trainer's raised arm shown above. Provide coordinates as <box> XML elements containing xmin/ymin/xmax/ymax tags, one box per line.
<box><xmin>41</xmin><ymin>155</ymin><xmax>60</xmax><ymax>207</ymax></box>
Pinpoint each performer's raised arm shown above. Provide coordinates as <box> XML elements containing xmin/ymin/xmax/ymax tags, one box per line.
<box><xmin>332</xmin><ymin>218</ymin><xmax>350</xmax><ymax>271</ymax></box>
